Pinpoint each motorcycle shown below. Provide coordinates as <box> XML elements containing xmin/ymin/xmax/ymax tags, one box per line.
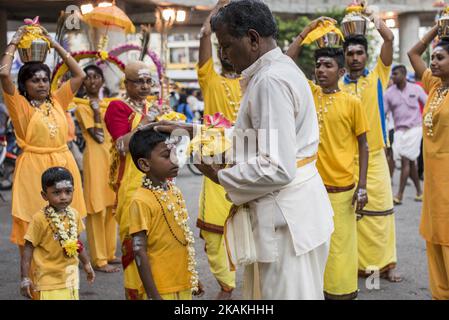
<box><xmin>0</xmin><ymin>118</ymin><xmax>19</xmax><ymax>191</ymax></box>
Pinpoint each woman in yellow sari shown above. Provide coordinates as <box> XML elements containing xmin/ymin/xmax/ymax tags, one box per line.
<box><xmin>409</xmin><ymin>24</ymin><xmax>449</xmax><ymax>300</ymax></box>
<box><xmin>74</xmin><ymin>65</ymin><xmax>119</xmax><ymax>273</ymax></box>
<box><xmin>0</xmin><ymin>26</ymin><xmax>87</xmax><ymax>256</ymax></box>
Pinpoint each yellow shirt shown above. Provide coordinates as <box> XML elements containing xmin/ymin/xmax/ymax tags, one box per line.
<box><xmin>197</xmin><ymin>58</ymin><xmax>241</xmax><ymax>122</ymax></box>
<box><xmin>74</xmin><ymin>100</ymin><xmax>115</xmax><ymax>214</ymax></box>
<box><xmin>309</xmin><ymin>81</ymin><xmax>369</xmax><ymax>187</ymax></box>
<box><xmin>24</xmin><ymin>207</ymin><xmax>84</xmax><ymax>291</ymax></box>
<box><xmin>128</xmin><ymin>187</ymin><xmax>192</xmax><ymax>295</ymax></box>
<box><xmin>340</xmin><ymin>57</ymin><xmax>391</xmax><ymax>152</ymax></box>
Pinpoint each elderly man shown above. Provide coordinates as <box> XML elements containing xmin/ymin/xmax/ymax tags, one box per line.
<box><xmin>153</xmin><ymin>0</ymin><xmax>334</xmax><ymax>300</ymax></box>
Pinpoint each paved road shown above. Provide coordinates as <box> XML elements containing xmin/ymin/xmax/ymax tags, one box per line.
<box><xmin>0</xmin><ymin>167</ymin><xmax>431</xmax><ymax>300</ymax></box>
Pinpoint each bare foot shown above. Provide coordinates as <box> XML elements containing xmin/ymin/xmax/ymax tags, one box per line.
<box><xmin>108</xmin><ymin>258</ymin><xmax>121</xmax><ymax>265</ymax></box>
<box><xmin>215</xmin><ymin>290</ymin><xmax>233</xmax><ymax>300</ymax></box>
<box><xmin>381</xmin><ymin>268</ymin><xmax>403</xmax><ymax>283</ymax></box>
<box><xmin>94</xmin><ymin>264</ymin><xmax>120</xmax><ymax>273</ymax></box>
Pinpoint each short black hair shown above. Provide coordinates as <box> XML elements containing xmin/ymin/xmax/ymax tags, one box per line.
<box><xmin>343</xmin><ymin>35</ymin><xmax>368</xmax><ymax>53</ymax></box>
<box><xmin>83</xmin><ymin>64</ymin><xmax>104</xmax><ymax>80</ymax></box>
<box><xmin>435</xmin><ymin>39</ymin><xmax>449</xmax><ymax>54</ymax></box>
<box><xmin>129</xmin><ymin>128</ymin><xmax>170</xmax><ymax>172</ymax></box>
<box><xmin>17</xmin><ymin>62</ymin><xmax>51</xmax><ymax>98</ymax></box>
<box><xmin>315</xmin><ymin>48</ymin><xmax>345</xmax><ymax>69</ymax></box>
<box><xmin>392</xmin><ymin>64</ymin><xmax>407</xmax><ymax>75</ymax></box>
<box><xmin>41</xmin><ymin>167</ymin><xmax>74</xmax><ymax>191</ymax></box>
<box><xmin>211</xmin><ymin>0</ymin><xmax>278</xmax><ymax>39</ymax></box>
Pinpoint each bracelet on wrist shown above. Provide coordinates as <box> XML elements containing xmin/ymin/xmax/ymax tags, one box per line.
<box><xmin>20</xmin><ymin>277</ymin><xmax>32</xmax><ymax>288</ymax></box>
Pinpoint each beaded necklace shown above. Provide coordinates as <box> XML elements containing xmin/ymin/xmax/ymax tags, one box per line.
<box><xmin>141</xmin><ymin>177</ymin><xmax>199</xmax><ymax>292</ymax></box>
<box><xmin>316</xmin><ymin>89</ymin><xmax>339</xmax><ymax>136</ymax></box>
<box><xmin>220</xmin><ymin>78</ymin><xmax>241</xmax><ymax>120</ymax></box>
<box><xmin>124</xmin><ymin>96</ymin><xmax>149</xmax><ymax>116</ymax></box>
<box><xmin>424</xmin><ymin>86</ymin><xmax>449</xmax><ymax>137</ymax></box>
<box><xmin>43</xmin><ymin>206</ymin><xmax>79</xmax><ymax>257</ymax></box>
<box><xmin>31</xmin><ymin>99</ymin><xmax>59</xmax><ymax>138</ymax></box>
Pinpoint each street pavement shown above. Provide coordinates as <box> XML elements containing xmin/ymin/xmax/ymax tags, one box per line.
<box><xmin>0</xmin><ymin>166</ymin><xmax>431</xmax><ymax>300</ymax></box>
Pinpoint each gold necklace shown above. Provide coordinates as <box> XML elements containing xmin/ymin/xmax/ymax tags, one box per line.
<box><xmin>31</xmin><ymin>100</ymin><xmax>59</xmax><ymax>139</ymax></box>
<box><xmin>316</xmin><ymin>91</ymin><xmax>337</xmax><ymax>136</ymax></box>
<box><xmin>423</xmin><ymin>86</ymin><xmax>449</xmax><ymax>137</ymax></box>
<box><xmin>125</xmin><ymin>97</ymin><xmax>148</xmax><ymax>116</ymax></box>
<box><xmin>221</xmin><ymin>79</ymin><xmax>241</xmax><ymax>120</ymax></box>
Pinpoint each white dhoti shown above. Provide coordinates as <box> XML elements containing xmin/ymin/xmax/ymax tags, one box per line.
<box><xmin>243</xmin><ymin>226</ymin><xmax>330</xmax><ymax>300</ymax></box>
<box><xmin>392</xmin><ymin>126</ymin><xmax>422</xmax><ymax>161</ymax></box>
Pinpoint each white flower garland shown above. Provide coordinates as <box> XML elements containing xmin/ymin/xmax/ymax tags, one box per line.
<box><xmin>44</xmin><ymin>206</ymin><xmax>78</xmax><ymax>257</ymax></box>
<box><xmin>141</xmin><ymin>177</ymin><xmax>199</xmax><ymax>293</ymax></box>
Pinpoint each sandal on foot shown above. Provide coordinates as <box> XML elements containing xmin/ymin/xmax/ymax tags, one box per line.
<box><xmin>393</xmin><ymin>197</ymin><xmax>402</xmax><ymax>205</ymax></box>
<box><xmin>414</xmin><ymin>195</ymin><xmax>423</xmax><ymax>202</ymax></box>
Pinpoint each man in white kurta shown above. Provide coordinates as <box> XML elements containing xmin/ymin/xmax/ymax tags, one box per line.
<box><xmin>152</xmin><ymin>0</ymin><xmax>335</xmax><ymax>300</ymax></box>
<box><xmin>216</xmin><ymin>46</ymin><xmax>334</xmax><ymax>299</ymax></box>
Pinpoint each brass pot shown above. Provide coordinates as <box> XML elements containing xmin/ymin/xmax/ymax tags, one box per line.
<box><xmin>315</xmin><ymin>32</ymin><xmax>342</xmax><ymax>48</ymax></box>
<box><xmin>341</xmin><ymin>14</ymin><xmax>367</xmax><ymax>37</ymax></box>
<box><xmin>438</xmin><ymin>14</ymin><xmax>449</xmax><ymax>39</ymax></box>
<box><xmin>18</xmin><ymin>39</ymin><xmax>49</xmax><ymax>63</ymax></box>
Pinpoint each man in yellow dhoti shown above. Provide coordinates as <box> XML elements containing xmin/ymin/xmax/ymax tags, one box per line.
<box><xmin>197</xmin><ymin>0</ymin><xmax>240</xmax><ymax>299</ymax></box>
<box><xmin>287</xmin><ymin>18</ymin><xmax>370</xmax><ymax>299</ymax></box>
<box><xmin>104</xmin><ymin>61</ymin><xmax>157</xmax><ymax>299</ymax></box>
<box><xmin>74</xmin><ymin>65</ymin><xmax>119</xmax><ymax>273</ymax></box>
<box><xmin>0</xmin><ymin>25</ymin><xmax>87</xmax><ymax>260</ymax></box>
<box><xmin>339</xmin><ymin>6</ymin><xmax>401</xmax><ymax>282</ymax></box>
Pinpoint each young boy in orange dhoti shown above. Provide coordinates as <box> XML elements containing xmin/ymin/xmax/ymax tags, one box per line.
<box><xmin>20</xmin><ymin>167</ymin><xmax>95</xmax><ymax>300</ymax></box>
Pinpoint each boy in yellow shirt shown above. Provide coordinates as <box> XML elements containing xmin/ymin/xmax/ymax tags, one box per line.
<box><xmin>20</xmin><ymin>167</ymin><xmax>95</xmax><ymax>300</ymax></box>
<box><xmin>128</xmin><ymin>128</ymin><xmax>202</xmax><ymax>300</ymax></box>
<box><xmin>196</xmin><ymin>0</ymin><xmax>238</xmax><ymax>299</ymax></box>
<box><xmin>287</xmin><ymin>20</ymin><xmax>370</xmax><ymax>299</ymax></box>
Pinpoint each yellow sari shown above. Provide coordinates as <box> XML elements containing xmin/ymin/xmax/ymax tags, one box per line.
<box><xmin>2</xmin><ymin>81</ymin><xmax>86</xmax><ymax>246</ymax></box>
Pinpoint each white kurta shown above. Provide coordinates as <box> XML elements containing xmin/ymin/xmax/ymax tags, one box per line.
<box><xmin>217</xmin><ymin>47</ymin><xmax>334</xmax><ymax>299</ymax></box>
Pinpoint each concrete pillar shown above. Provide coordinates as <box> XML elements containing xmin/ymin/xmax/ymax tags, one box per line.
<box><xmin>0</xmin><ymin>10</ymin><xmax>7</xmax><ymax>55</ymax></box>
<box><xmin>399</xmin><ymin>13</ymin><xmax>420</xmax><ymax>68</ymax></box>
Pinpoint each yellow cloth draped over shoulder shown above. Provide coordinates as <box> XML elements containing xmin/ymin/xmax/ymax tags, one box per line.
<box><xmin>104</xmin><ymin>98</ymin><xmax>146</xmax><ymax>298</ymax></box>
<box><xmin>73</xmin><ymin>97</ymin><xmax>118</xmax><ymax>268</ymax></box>
<box><xmin>73</xmin><ymin>98</ymin><xmax>116</xmax><ymax>214</ymax></box>
<box><xmin>2</xmin><ymin>81</ymin><xmax>86</xmax><ymax>246</ymax></box>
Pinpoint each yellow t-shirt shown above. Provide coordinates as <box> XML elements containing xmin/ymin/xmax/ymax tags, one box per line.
<box><xmin>340</xmin><ymin>57</ymin><xmax>391</xmax><ymax>152</ymax></box>
<box><xmin>309</xmin><ymin>81</ymin><xmax>369</xmax><ymax>187</ymax></box>
<box><xmin>197</xmin><ymin>58</ymin><xmax>241</xmax><ymax>122</ymax></box>
<box><xmin>74</xmin><ymin>100</ymin><xmax>115</xmax><ymax>214</ymax></box>
<box><xmin>128</xmin><ymin>187</ymin><xmax>192</xmax><ymax>295</ymax></box>
<box><xmin>24</xmin><ymin>207</ymin><xmax>84</xmax><ymax>291</ymax></box>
